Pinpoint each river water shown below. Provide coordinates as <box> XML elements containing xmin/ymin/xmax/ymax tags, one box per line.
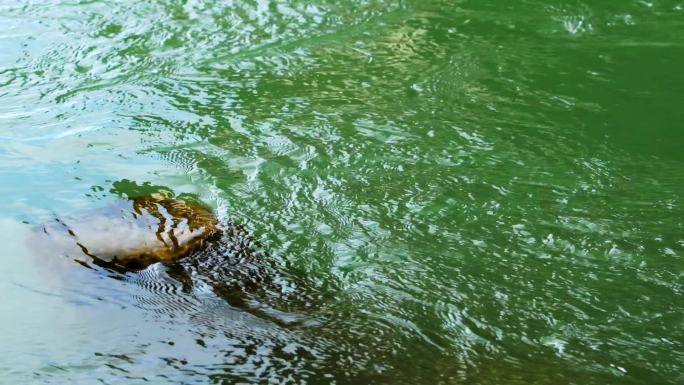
<box><xmin>1</xmin><ymin>1</ymin><xmax>683</xmax><ymax>384</ymax></box>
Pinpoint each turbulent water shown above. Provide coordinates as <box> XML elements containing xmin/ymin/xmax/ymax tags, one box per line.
<box><xmin>1</xmin><ymin>1</ymin><xmax>683</xmax><ymax>384</ymax></box>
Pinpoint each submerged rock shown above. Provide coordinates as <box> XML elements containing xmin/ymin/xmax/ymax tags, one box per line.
<box><xmin>30</xmin><ymin>194</ymin><xmax>321</xmax><ymax>326</ymax></box>
<box><xmin>32</xmin><ymin>195</ymin><xmax>220</xmax><ymax>270</ymax></box>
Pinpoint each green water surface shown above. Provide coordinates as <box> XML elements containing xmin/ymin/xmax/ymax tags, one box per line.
<box><xmin>1</xmin><ymin>1</ymin><xmax>683</xmax><ymax>384</ymax></box>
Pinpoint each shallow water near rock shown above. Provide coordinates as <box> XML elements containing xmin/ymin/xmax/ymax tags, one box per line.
<box><xmin>1</xmin><ymin>1</ymin><xmax>684</xmax><ymax>384</ymax></box>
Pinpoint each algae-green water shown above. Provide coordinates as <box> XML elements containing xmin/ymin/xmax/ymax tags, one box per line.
<box><xmin>1</xmin><ymin>1</ymin><xmax>683</xmax><ymax>384</ymax></box>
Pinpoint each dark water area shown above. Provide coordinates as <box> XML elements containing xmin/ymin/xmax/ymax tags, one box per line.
<box><xmin>1</xmin><ymin>1</ymin><xmax>683</xmax><ymax>384</ymax></box>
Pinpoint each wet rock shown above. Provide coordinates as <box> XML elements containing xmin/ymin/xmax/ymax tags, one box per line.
<box><xmin>31</xmin><ymin>194</ymin><xmax>219</xmax><ymax>270</ymax></box>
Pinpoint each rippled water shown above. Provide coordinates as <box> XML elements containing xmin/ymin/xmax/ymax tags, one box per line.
<box><xmin>1</xmin><ymin>1</ymin><xmax>683</xmax><ymax>384</ymax></box>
